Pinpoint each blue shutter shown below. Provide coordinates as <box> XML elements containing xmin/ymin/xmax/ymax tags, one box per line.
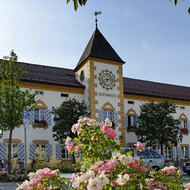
<box><xmin>124</xmin><ymin>115</ymin><xmax>128</xmax><ymax>129</ymax></box>
<box><xmin>0</xmin><ymin>143</ymin><xmax>7</xmax><ymax>160</ymax></box>
<box><xmin>18</xmin><ymin>143</ymin><xmax>25</xmax><ymax>159</ymax></box>
<box><xmin>29</xmin><ymin>144</ymin><xmax>36</xmax><ymax>159</ymax></box>
<box><xmin>162</xmin><ymin>146</ymin><xmax>166</xmax><ymax>157</ymax></box>
<box><xmin>99</xmin><ymin>110</ymin><xmax>104</xmax><ymax>124</ymax></box>
<box><xmin>172</xmin><ymin>146</ymin><xmax>176</xmax><ymax>160</ymax></box>
<box><xmin>45</xmin><ymin>110</ymin><xmax>51</xmax><ymax>125</ymax></box>
<box><xmin>178</xmin><ymin>146</ymin><xmax>184</xmax><ymax>160</ymax></box>
<box><xmin>56</xmin><ymin>144</ymin><xmax>62</xmax><ymax>159</ymax></box>
<box><xmin>187</xmin><ymin>120</ymin><xmax>190</xmax><ymax>131</ymax></box>
<box><xmin>29</xmin><ymin>110</ymin><xmax>34</xmax><ymax>124</ymax></box>
<box><xmin>136</xmin><ymin>116</ymin><xmax>139</xmax><ymax>128</ymax></box>
<box><xmin>45</xmin><ymin>144</ymin><xmax>52</xmax><ymax>160</ymax></box>
<box><xmin>113</xmin><ymin>111</ymin><xmax>119</xmax><ymax>126</ymax></box>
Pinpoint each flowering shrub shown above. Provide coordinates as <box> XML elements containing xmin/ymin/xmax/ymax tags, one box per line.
<box><xmin>16</xmin><ymin>168</ymin><xmax>68</xmax><ymax>190</ymax></box>
<box><xmin>67</xmin><ymin>118</ymin><xmax>189</xmax><ymax>189</ymax></box>
<box><xmin>18</xmin><ymin>117</ymin><xmax>190</xmax><ymax>189</ymax></box>
<box><xmin>0</xmin><ymin>169</ymin><xmax>26</xmax><ymax>182</ymax></box>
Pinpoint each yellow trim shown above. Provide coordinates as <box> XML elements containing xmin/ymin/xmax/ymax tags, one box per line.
<box><xmin>124</xmin><ymin>94</ymin><xmax>190</xmax><ymax>106</ymax></box>
<box><xmin>20</xmin><ymin>81</ymin><xmax>84</xmax><ymax>94</ymax></box>
<box><xmin>117</xmin><ymin>65</ymin><xmax>125</xmax><ymax>147</ymax></box>
<box><xmin>36</xmin><ymin>99</ymin><xmax>48</xmax><ymax>109</ymax></box>
<box><xmin>88</xmin><ymin>61</ymin><xmax>98</xmax><ymax>120</ymax></box>
<box><xmin>32</xmin><ymin>124</ymin><xmax>48</xmax><ymax>129</ymax></box>
<box><xmin>3</xmin><ymin>139</ymin><xmax>21</xmax><ymax>143</ymax></box>
<box><xmin>180</xmin><ymin>144</ymin><xmax>189</xmax><ymax>147</ymax></box>
<box><xmin>179</xmin><ymin>113</ymin><xmax>188</xmax><ymax>120</ymax></box>
<box><xmin>102</xmin><ymin>102</ymin><xmax>115</xmax><ymax>111</ymax></box>
<box><xmin>126</xmin><ymin>108</ymin><xmax>137</xmax><ymax>116</ymax></box>
<box><xmin>33</xmin><ymin>140</ymin><xmax>49</xmax><ymax>144</ymax></box>
<box><xmin>75</xmin><ymin>57</ymin><xmax>124</xmax><ymax>72</ymax></box>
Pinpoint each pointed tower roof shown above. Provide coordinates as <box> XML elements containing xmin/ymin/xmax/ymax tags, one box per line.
<box><xmin>74</xmin><ymin>28</ymin><xmax>125</xmax><ymax>71</ymax></box>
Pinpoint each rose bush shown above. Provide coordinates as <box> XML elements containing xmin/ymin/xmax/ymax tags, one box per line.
<box><xmin>18</xmin><ymin>117</ymin><xmax>190</xmax><ymax>189</ymax></box>
<box><xmin>16</xmin><ymin>168</ymin><xmax>68</xmax><ymax>190</ymax></box>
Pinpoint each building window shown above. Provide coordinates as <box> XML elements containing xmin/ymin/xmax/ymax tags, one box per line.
<box><xmin>35</xmin><ymin>90</ymin><xmax>44</xmax><ymax>95</ymax></box>
<box><xmin>61</xmin><ymin>145</ymin><xmax>70</xmax><ymax>160</ymax></box>
<box><xmin>165</xmin><ymin>146</ymin><xmax>173</xmax><ymax>160</ymax></box>
<box><xmin>181</xmin><ymin>120</ymin><xmax>187</xmax><ymax>129</ymax></box>
<box><xmin>128</xmin><ymin>101</ymin><xmax>134</xmax><ymax>105</ymax></box>
<box><xmin>36</xmin><ymin>144</ymin><xmax>46</xmax><ymax>160</ymax></box>
<box><xmin>181</xmin><ymin>146</ymin><xmax>189</xmax><ymax>160</ymax></box>
<box><xmin>61</xmin><ymin>93</ymin><xmax>69</xmax><ymax>97</ymax></box>
<box><xmin>102</xmin><ymin>110</ymin><xmax>114</xmax><ymax>122</ymax></box>
<box><xmin>34</xmin><ymin>109</ymin><xmax>47</xmax><ymax>125</ymax></box>
<box><xmin>6</xmin><ymin>143</ymin><xmax>18</xmax><ymax>159</ymax></box>
<box><xmin>128</xmin><ymin>116</ymin><xmax>137</xmax><ymax>128</ymax></box>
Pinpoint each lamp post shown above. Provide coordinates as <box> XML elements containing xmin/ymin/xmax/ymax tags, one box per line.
<box><xmin>0</xmin><ymin>129</ymin><xmax>3</xmax><ymax>139</ymax></box>
<box><xmin>176</xmin><ymin>134</ymin><xmax>183</xmax><ymax>167</ymax></box>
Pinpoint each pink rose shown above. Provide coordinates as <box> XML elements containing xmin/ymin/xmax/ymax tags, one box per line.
<box><xmin>39</xmin><ymin>168</ymin><xmax>56</xmax><ymax>178</ymax></box>
<box><xmin>112</xmin><ymin>180</ymin><xmax>121</xmax><ymax>187</ymax></box>
<box><xmin>105</xmin><ymin>128</ymin><xmax>117</xmax><ymax>139</ymax></box>
<box><xmin>139</xmin><ymin>166</ymin><xmax>148</xmax><ymax>173</ymax></box>
<box><xmin>184</xmin><ymin>183</ymin><xmax>190</xmax><ymax>190</ymax></box>
<box><xmin>134</xmin><ymin>141</ymin><xmax>145</xmax><ymax>152</ymax></box>
<box><xmin>104</xmin><ymin>160</ymin><xmax>118</xmax><ymax>173</ymax></box>
<box><xmin>129</xmin><ymin>162</ymin><xmax>139</xmax><ymax>169</ymax></box>
<box><xmin>67</xmin><ymin>142</ymin><xmax>74</xmax><ymax>152</ymax></box>
<box><xmin>101</xmin><ymin>125</ymin><xmax>109</xmax><ymax>132</ymax></box>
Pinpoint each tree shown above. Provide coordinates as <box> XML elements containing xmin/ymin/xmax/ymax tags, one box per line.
<box><xmin>0</xmin><ymin>50</ymin><xmax>36</xmax><ymax>174</ymax></box>
<box><xmin>67</xmin><ymin>0</ymin><xmax>190</xmax><ymax>14</ymax></box>
<box><xmin>52</xmin><ymin>98</ymin><xmax>90</xmax><ymax>141</ymax></box>
<box><xmin>135</xmin><ymin>100</ymin><xmax>180</xmax><ymax>155</ymax></box>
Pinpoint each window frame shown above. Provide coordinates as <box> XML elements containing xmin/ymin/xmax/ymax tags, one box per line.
<box><xmin>181</xmin><ymin>146</ymin><xmax>189</xmax><ymax>160</ymax></box>
<box><xmin>35</xmin><ymin>143</ymin><xmax>46</xmax><ymax>160</ymax></box>
<box><xmin>165</xmin><ymin>146</ymin><xmax>173</xmax><ymax>160</ymax></box>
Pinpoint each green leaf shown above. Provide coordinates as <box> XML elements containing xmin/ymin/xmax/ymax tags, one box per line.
<box><xmin>74</xmin><ymin>0</ymin><xmax>78</xmax><ymax>11</ymax></box>
<box><xmin>188</xmin><ymin>7</ymin><xmax>190</xmax><ymax>14</ymax></box>
<box><xmin>174</xmin><ymin>0</ymin><xmax>178</xmax><ymax>6</ymax></box>
<box><xmin>66</xmin><ymin>0</ymin><xmax>70</xmax><ymax>3</ymax></box>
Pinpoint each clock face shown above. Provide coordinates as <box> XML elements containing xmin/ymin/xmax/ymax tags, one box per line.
<box><xmin>98</xmin><ymin>70</ymin><xmax>116</xmax><ymax>90</ymax></box>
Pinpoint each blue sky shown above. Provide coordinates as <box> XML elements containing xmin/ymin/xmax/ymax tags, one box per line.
<box><xmin>0</xmin><ymin>0</ymin><xmax>190</xmax><ymax>86</ymax></box>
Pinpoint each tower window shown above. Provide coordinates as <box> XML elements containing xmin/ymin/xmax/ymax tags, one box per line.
<box><xmin>61</xmin><ymin>93</ymin><xmax>69</xmax><ymax>97</ymax></box>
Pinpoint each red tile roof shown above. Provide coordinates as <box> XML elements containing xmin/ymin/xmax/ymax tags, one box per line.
<box><xmin>124</xmin><ymin>77</ymin><xmax>190</xmax><ymax>101</ymax></box>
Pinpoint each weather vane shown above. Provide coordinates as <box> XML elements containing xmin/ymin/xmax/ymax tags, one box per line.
<box><xmin>94</xmin><ymin>11</ymin><xmax>102</xmax><ymax>28</ymax></box>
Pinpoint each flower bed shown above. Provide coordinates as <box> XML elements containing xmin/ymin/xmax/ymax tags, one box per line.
<box><xmin>0</xmin><ymin>169</ymin><xmax>26</xmax><ymax>182</ymax></box>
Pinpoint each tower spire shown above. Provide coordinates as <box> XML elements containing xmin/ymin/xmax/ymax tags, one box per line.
<box><xmin>94</xmin><ymin>11</ymin><xmax>102</xmax><ymax>28</ymax></box>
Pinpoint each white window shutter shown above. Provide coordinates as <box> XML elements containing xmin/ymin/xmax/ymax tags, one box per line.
<box><xmin>113</xmin><ymin>111</ymin><xmax>119</xmax><ymax>126</ymax></box>
<box><xmin>99</xmin><ymin>110</ymin><xmax>104</xmax><ymax>124</ymax></box>
<box><xmin>124</xmin><ymin>115</ymin><xmax>128</xmax><ymax>129</ymax></box>
<box><xmin>18</xmin><ymin>143</ymin><xmax>25</xmax><ymax>159</ymax></box>
<box><xmin>29</xmin><ymin>111</ymin><xmax>34</xmax><ymax>124</ymax></box>
<box><xmin>45</xmin><ymin>144</ymin><xmax>52</xmax><ymax>160</ymax></box>
<box><xmin>0</xmin><ymin>143</ymin><xmax>7</xmax><ymax>160</ymax></box>
<box><xmin>29</xmin><ymin>143</ymin><xmax>36</xmax><ymax>159</ymax></box>
<box><xmin>56</xmin><ymin>144</ymin><xmax>62</xmax><ymax>160</ymax></box>
<box><xmin>45</xmin><ymin>110</ymin><xmax>51</xmax><ymax>125</ymax></box>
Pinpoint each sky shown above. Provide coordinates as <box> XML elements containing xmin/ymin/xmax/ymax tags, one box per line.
<box><xmin>0</xmin><ymin>0</ymin><xmax>190</xmax><ymax>87</ymax></box>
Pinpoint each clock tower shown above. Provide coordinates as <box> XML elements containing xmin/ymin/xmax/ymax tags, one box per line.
<box><xmin>74</xmin><ymin>28</ymin><xmax>126</xmax><ymax>147</ymax></box>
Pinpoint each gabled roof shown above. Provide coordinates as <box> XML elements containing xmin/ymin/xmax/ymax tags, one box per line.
<box><xmin>75</xmin><ymin>28</ymin><xmax>125</xmax><ymax>71</ymax></box>
<box><xmin>18</xmin><ymin>61</ymin><xmax>85</xmax><ymax>88</ymax></box>
<box><xmin>124</xmin><ymin>77</ymin><xmax>190</xmax><ymax>101</ymax></box>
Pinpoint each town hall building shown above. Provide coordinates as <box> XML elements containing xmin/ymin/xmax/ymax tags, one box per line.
<box><xmin>0</xmin><ymin>26</ymin><xmax>190</xmax><ymax>165</ymax></box>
